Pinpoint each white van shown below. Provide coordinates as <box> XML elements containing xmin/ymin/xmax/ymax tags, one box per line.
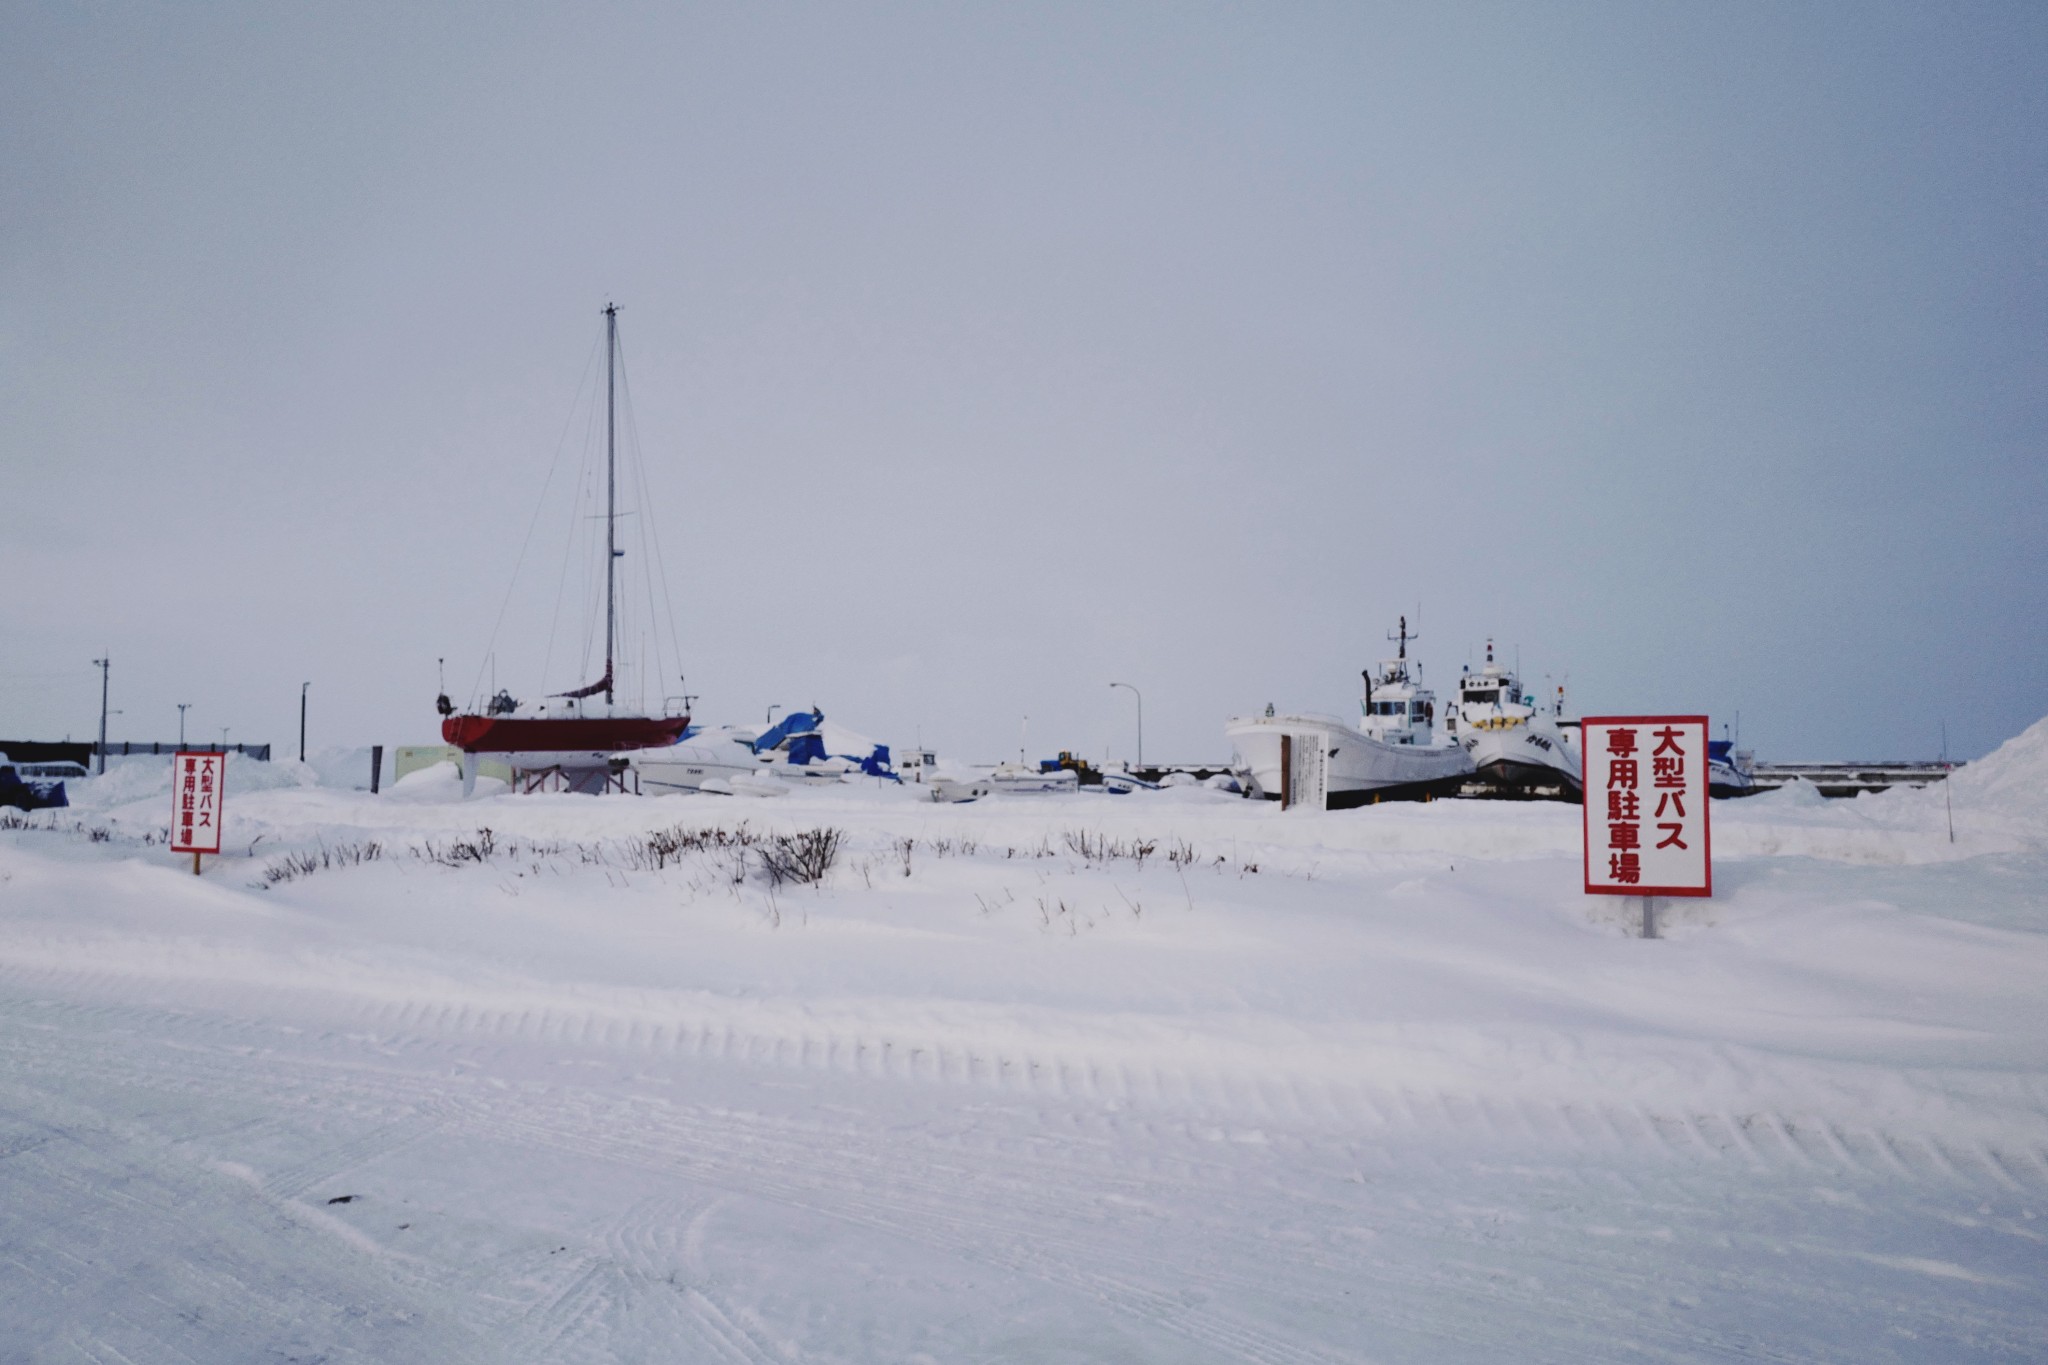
<box><xmin>9</xmin><ymin>760</ymin><xmax>90</xmax><ymax>780</ymax></box>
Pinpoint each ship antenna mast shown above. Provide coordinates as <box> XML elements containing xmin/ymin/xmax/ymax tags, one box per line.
<box><xmin>604</xmin><ymin>302</ymin><xmax>619</xmax><ymax>706</ymax></box>
<box><xmin>1386</xmin><ymin>614</ymin><xmax>1416</xmax><ymax>660</ymax></box>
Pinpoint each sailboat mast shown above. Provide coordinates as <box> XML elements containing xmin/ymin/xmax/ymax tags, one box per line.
<box><xmin>604</xmin><ymin>302</ymin><xmax>617</xmax><ymax>706</ymax></box>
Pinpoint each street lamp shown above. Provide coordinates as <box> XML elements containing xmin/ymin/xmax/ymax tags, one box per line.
<box><xmin>766</xmin><ymin>704</ymin><xmax>780</xmax><ymax>727</ymax></box>
<box><xmin>219</xmin><ymin>727</ymin><xmax>230</xmax><ymax>754</ymax></box>
<box><xmin>300</xmin><ymin>682</ymin><xmax>311</xmax><ymax>763</ymax></box>
<box><xmin>92</xmin><ymin>657</ymin><xmax>111</xmax><ymax>774</ymax></box>
<box><xmin>178</xmin><ymin>703</ymin><xmax>191</xmax><ymax>747</ymax></box>
<box><xmin>1109</xmin><ymin>682</ymin><xmax>1143</xmax><ymax>771</ymax></box>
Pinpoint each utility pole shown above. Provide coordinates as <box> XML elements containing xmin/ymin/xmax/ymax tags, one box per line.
<box><xmin>1109</xmin><ymin>682</ymin><xmax>1143</xmax><ymax>770</ymax></box>
<box><xmin>178</xmin><ymin>703</ymin><xmax>190</xmax><ymax>747</ymax></box>
<box><xmin>92</xmin><ymin>657</ymin><xmax>110</xmax><ymax>774</ymax></box>
<box><xmin>604</xmin><ymin>302</ymin><xmax>619</xmax><ymax>706</ymax></box>
<box><xmin>300</xmin><ymin>682</ymin><xmax>311</xmax><ymax>763</ymax></box>
<box><xmin>219</xmin><ymin>727</ymin><xmax>230</xmax><ymax>754</ymax></box>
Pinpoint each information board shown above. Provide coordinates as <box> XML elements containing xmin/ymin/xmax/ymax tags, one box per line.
<box><xmin>1581</xmin><ymin>716</ymin><xmax>1710</xmax><ymax>897</ymax></box>
<box><xmin>170</xmin><ymin>751</ymin><xmax>225</xmax><ymax>855</ymax></box>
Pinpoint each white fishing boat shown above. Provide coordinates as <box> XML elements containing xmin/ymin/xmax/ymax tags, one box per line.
<box><xmin>1226</xmin><ymin>617</ymin><xmax>1474</xmax><ymax>807</ymax></box>
<box><xmin>1445</xmin><ymin>641</ymin><xmax>1582</xmax><ymax>798</ymax></box>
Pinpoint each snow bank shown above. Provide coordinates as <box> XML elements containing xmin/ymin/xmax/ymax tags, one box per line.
<box><xmin>384</xmin><ymin>761</ymin><xmax>507</xmax><ymax>802</ymax></box>
<box><xmin>1877</xmin><ymin>712</ymin><xmax>2048</xmax><ymax>846</ymax></box>
<box><xmin>61</xmin><ymin>753</ymin><xmax>312</xmax><ymax>814</ymax></box>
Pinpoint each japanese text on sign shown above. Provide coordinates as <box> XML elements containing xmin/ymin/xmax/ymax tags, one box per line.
<box><xmin>1581</xmin><ymin>716</ymin><xmax>1710</xmax><ymax>897</ymax></box>
<box><xmin>170</xmin><ymin>751</ymin><xmax>225</xmax><ymax>855</ymax></box>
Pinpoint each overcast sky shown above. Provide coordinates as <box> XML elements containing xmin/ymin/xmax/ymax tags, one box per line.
<box><xmin>4</xmin><ymin>2</ymin><xmax>2043</xmax><ymax>765</ymax></box>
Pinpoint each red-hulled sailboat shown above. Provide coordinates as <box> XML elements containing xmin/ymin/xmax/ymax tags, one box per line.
<box><xmin>436</xmin><ymin>304</ymin><xmax>690</xmax><ymax>783</ymax></box>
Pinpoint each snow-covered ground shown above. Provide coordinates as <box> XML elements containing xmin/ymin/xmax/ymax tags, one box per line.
<box><xmin>3</xmin><ymin>724</ymin><xmax>2046</xmax><ymax>1362</ymax></box>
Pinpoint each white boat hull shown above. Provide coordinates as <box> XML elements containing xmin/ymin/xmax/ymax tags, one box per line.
<box><xmin>990</xmin><ymin>767</ymin><xmax>1079</xmax><ymax>795</ymax></box>
<box><xmin>1460</xmin><ymin>721</ymin><xmax>1582</xmax><ymax>796</ymax></box>
<box><xmin>928</xmin><ymin>776</ymin><xmax>990</xmax><ymax>803</ymax></box>
<box><xmin>621</xmin><ymin>735</ymin><xmax>761</xmax><ymax>794</ymax></box>
<box><xmin>1707</xmin><ymin>760</ymin><xmax>1756</xmax><ymax>798</ymax></box>
<box><xmin>1226</xmin><ymin>714</ymin><xmax>1473</xmax><ymax>807</ymax></box>
<box><xmin>929</xmin><ymin>766</ymin><xmax>1080</xmax><ymax>803</ymax></box>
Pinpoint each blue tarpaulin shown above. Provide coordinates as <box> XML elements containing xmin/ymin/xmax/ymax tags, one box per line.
<box><xmin>0</xmin><ymin>768</ymin><xmax>67</xmax><ymax>812</ymax></box>
<box><xmin>750</xmin><ymin>710</ymin><xmax>897</xmax><ymax>778</ymax></box>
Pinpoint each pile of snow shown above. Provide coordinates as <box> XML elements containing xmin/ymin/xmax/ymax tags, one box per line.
<box><xmin>302</xmin><ymin>745</ymin><xmax>390</xmax><ymax>791</ymax></box>
<box><xmin>1930</xmin><ymin>713</ymin><xmax>2048</xmax><ymax>832</ymax></box>
<box><xmin>1845</xmin><ymin>713</ymin><xmax>2048</xmax><ymax>851</ymax></box>
<box><xmin>60</xmin><ymin>753</ymin><xmax>312</xmax><ymax>814</ymax></box>
<box><xmin>384</xmin><ymin>760</ymin><xmax>506</xmax><ymax>802</ymax></box>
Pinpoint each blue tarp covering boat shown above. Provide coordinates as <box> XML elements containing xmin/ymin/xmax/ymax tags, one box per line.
<box><xmin>0</xmin><ymin>765</ymin><xmax>68</xmax><ymax>812</ymax></box>
<box><xmin>750</xmin><ymin>710</ymin><xmax>896</xmax><ymax>779</ymax></box>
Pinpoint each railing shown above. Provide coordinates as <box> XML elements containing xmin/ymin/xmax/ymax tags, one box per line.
<box><xmin>1748</xmin><ymin>761</ymin><xmax>1956</xmax><ymax>797</ymax></box>
<box><xmin>99</xmin><ymin>742</ymin><xmax>273</xmax><ymax>761</ymax></box>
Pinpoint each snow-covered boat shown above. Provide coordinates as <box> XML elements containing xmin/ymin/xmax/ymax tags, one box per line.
<box><xmin>436</xmin><ymin>304</ymin><xmax>690</xmax><ymax>792</ymax></box>
<box><xmin>928</xmin><ymin>763</ymin><xmax>1081</xmax><ymax>803</ymax></box>
<box><xmin>990</xmin><ymin>763</ymin><xmax>1080</xmax><ymax>795</ymax></box>
<box><xmin>1226</xmin><ymin>617</ymin><xmax>1475</xmax><ymax>807</ymax></box>
<box><xmin>623</xmin><ymin>708</ymin><xmax>899</xmax><ymax>794</ymax></box>
<box><xmin>927</xmin><ymin>775</ymin><xmax>990</xmax><ymax>803</ymax></box>
<box><xmin>1445</xmin><ymin>641</ymin><xmax>1582</xmax><ymax>799</ymax></box>
<box><xmin>622</xmin><ymin>728</ymin><xmax>762</xmax><ymax>794</ymax></box>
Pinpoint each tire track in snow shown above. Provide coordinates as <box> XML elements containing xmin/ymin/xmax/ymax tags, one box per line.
<box><xmin>516</xmin><ymin>1258</ymin><xmax>612</xmax><ymax>1365</ymax></box>
<box><xmin>7</xmin><ymin>989</ymin><xmax>2048</xmax><ymax>1198</ymax></box>
<box><xmin>6</xmin><ymin>986</ymin><xmax>2048</xmax><ymax>1197</ymax></box>
<box><xmin>258</xmin><ymin>1113</ymin><xmax>442</xmax><ymax>1201</ymax></box>
<box><xmin>11</xmin><ymin>995</ymin><xmax>2045</xmax><ymax>1362</ymax></box>
<box><xmin>479</xmin><ymin>1105</ymin><xmax>1357</xmax><ymax>1365</ymax></box>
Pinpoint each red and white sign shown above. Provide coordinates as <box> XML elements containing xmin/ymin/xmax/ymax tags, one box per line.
<box><xmin>1582</xmin><ymin>716</ymin><xmax>1710</xmax><ymax>897</ymax></box>
<box><xmin>170</xmin><ymin>751</ymin><xmax>225</xmax><ymax>855</ymax></box>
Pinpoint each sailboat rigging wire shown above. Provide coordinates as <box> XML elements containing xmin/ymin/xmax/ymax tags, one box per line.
<box><xmin>544</xmin><ymin>374</ymin><xmax>606</xmax><ymax>695</ymax></box>
<box><xmin>618</xmin><ymin>357</ymin><xmax>664</xmax><ymax>705</ymax></box>
<box><xmin>576</xmin><ymin>451</ymin><xmax>606</xmax><ymax>691</ymax></box>
<box><xmin>469</xmin><ymin>331</ymin><xmax>603</xmax><ymax>707</ymax></box>
<box><xmin>541</xmin><ymin>378</ymin><xmax>606</xmax><ymax>696</ymax></box>
<box><xmin>615</xmin><ymin>352</ymin><xmax>686</xmax><ymax>711</ymax></box>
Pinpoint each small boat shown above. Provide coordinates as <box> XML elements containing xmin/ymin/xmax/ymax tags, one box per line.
<box><xmin>989</xmin><ymin>763</ymin><xmax>1080</xmax><ymax>795</ymax></box>
<box><xmin>929</xmin><ymin>718</ymin><xmax>1083</xmax><ymax>802</ymax></box>
<box><xmin>624</xmin><ymin>728</ymin><xmax>762</xmax><ymax>794</ymax></box>
<box><xmin>928</xmin><ymin>774</ymin><xmax>992</xmax><ymax>803</ymax></box>
<box><xmin>1707</xmin><ymin>739</ymin><xmax>1758</xmax><ymax>797</ymax></box>
<box><xmin>928</xmin><ymin>764</ymin><xmax>1080</xmax><ymax>803</ymax></box>
<box><xmin>749</xmin><ymin>709</ymin><xmax>895</xmax><ymax>783</ymax></box>
<box><xmin>1446</xmin><ymin>640</ymin><xmax>1582</xmax><ymax>799</ymax></box>
<box><xmin>624</xmin><ymin>708</ymin><xmax>902</xmax><ymax>794</ymax></box>
<box><xmin>1226</xmin><ymin>617</ymin><xmax>1475</xmax><ymax>807</ymax></box>
<box><xmin>436</xmin><ymin>305</ymin><xmax>690</xmax><ymax>792</ymax></box>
